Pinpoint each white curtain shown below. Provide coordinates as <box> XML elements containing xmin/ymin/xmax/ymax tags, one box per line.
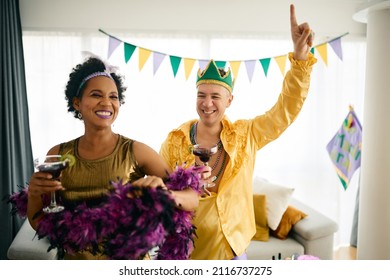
<box><xmin>23</xmin><ymin>31</ymin><xmax>366</xmax><ymax>249</ymax></box>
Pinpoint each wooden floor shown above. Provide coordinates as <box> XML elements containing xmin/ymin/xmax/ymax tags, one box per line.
<box><xmin>333</xmin><ymin>246</ymin><xmax>357</xmax><ymax>260</ymax></box>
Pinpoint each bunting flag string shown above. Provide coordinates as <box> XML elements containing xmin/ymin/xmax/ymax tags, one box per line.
<box><xmin>99</xmin><ymin>29</ymin><xmax>348</xmax><ymax>81</ymax></box>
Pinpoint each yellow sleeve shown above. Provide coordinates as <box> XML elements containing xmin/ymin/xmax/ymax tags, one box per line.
<box><xmin>159</xmin><ymin>136</ymin><xmax>175</xmax><ymax>169</ymax></box>
<box><xmin>252</xmin><ymin>52</ymin><xmax>317</xmax><ymax>149</ymax></box>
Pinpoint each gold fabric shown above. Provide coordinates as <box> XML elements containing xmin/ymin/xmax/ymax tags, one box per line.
<box><xmin>59</xmin><ymin>135</ymin><xmax>145</xmax><ymax>204</ymax></box>
<box><xmin>58</xmin><ymin>134</ymin><xmax>146</xmax><ymax>259</ymax></box>
<box><xmin>252</xmin><ymin>194</ymin><xmax>269</xmax><ymax>241</ymax></box>
<box><xmin>160</xmin><ymin>53</ymin><xmax>316</xmax><ymax>260</ymax></box>
<box><xmin>64</xmin><ymin>251</ymin><xmax>151</xmax><ymax>260</ymax></box>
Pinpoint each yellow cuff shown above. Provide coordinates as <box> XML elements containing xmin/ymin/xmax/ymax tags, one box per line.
<box><xmin>288</xmin><ymin>52</ymin><xmax>317</xmax><ymax>67</ymax></box>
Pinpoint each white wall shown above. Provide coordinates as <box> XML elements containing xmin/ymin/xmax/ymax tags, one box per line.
<box><xmin>20</xmin><ymin>0</ymin><xmax>367</xmax><ymax>38</ymax></box>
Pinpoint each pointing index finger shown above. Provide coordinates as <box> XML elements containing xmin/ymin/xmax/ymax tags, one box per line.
<box><xmin>290</xmin><ymin>4</ymin><xmax>298</xmax><ymax>28</ymax></box>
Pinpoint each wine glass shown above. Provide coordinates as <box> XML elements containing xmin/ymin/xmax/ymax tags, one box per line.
<box><xmin>34</xmin><ymin>155</ymin><xmax>69</xmax><ymax>213</ymax></box>
<box><xmin>192</xmin><ymin>144</ymin><xmax>218</xmax><ymax>195</ymax></box>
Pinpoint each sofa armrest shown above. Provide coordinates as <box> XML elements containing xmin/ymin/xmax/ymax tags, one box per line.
<box><xmin>7</xmin><ymin>219</ymin><xmax>58</xmax><ymax>260</ymax></box>
<box><xmin>289</xmin><ymin>198</ymin><xmax>338</xmax><ymax>259</ymax></box>
<box><xmin>290</xmin><ymin>198</ymin><xmax>338</xmax><ymax>240</ymax></box>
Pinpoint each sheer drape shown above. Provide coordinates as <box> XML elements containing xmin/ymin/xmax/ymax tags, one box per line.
<box><xmin>22</xmin><ymin>31</ymin><xmax>366</xmax><ymax>249</ymax></box>
<box><xmin>0</xmin><ymin>0</ymin><xmax>34</xmax><ymax>259</ymax></box>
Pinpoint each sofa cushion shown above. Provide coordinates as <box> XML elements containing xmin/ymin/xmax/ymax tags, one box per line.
<box><xmin>252</xmin><ymin>194</ymin><xmax>269</xmax><ymax>241</ymax></box>
<box><xmin>252</xmin><ymin>177</ymin><xmax>294</xmax><ymax>230</ymax></box>
<box><xmin>290</xmin><ymin>198</ymin><xmax>339</xmax><ymax>240</ymax></box>
<box><xmin>271</xmin><ymin>205</ymin><xmax>307</xmax><ymax>240</ymax></box>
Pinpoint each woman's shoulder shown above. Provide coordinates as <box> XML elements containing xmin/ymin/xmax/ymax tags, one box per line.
<box><xmin>56</xmin><ymin>137</ymin><xmax>80</xmax><ymax>154</ymax></box>
<box><xmin>47</xmin><ymin>144</ymin><xmax>62</xmax><ymax>155</ymax></box>
<box><xmin>117</xmin><ymin>134</ymin><xmax>132</xmax><ymax>141</ymax></box>
<box><xmin>117</xmin><ymin>134</ymin><xmax>135</xmax><ymax>147</ymax></box>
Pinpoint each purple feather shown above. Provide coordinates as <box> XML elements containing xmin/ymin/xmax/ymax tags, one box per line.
<box><xmin>7</xmin><ymin>165</ymin><xmax>203</xmax><ymax>260</ymax></box>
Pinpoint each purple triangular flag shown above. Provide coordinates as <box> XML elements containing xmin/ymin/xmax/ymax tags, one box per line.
<box><xmin>329</xmin><ymin>37</ymin><xmax>343</xmax><ymax>61</ymax></box>
<box><xmin>107</xmin><ymin>36</ymin><xmax>122</xmax><ymax>59</ymax></box>
<box><xmin>153</xmin><ymin>52</ymin><xmax>166</xmax><ymax>75</ymax></box>
<box><xmin>198</xmin><ymin>60</ymin><xmax>209</xmax><ymax>71</ymax></box>
<box><xmin>245</xmin><ymin>60</ymin><xmax>256</xmax><ymax>82</ymax></box>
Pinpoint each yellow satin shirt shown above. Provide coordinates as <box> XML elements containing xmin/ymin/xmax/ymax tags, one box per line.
<box><xmin>160</xmin><ymin>53</ymin><xmax>316</xmax><ymax>260</ymax></box>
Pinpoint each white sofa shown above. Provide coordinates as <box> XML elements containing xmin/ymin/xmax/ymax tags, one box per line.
<box><xmin>7</xmin><ymin>219</ymin><xmax>58</xmax><ymax>260</ymax></box>
<box><xmin>246</xmin><ymin>197</ymin><xmax>339</xmax><ymax>260</ymax></box>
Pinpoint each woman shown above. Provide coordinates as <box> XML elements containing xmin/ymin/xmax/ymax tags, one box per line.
<box><xmin>27</xmin><ymin>56</ymin><xmax>200</xmax><ymax>259</ymax></box>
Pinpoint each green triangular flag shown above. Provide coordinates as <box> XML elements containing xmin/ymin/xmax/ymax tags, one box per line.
<box><xmin>259</xmin><ymin>58</ymin><xmax>271</xmax><ymax>77</ymax></box>
<box><xmin>124</xmin><ymin>43</ymin><xmax>136</xmax><ymax>63</ymax></box>
<box><xmin>170</xmin><ymin>55</ymin><xmax>181</xmax><ymax>77</ymax></box>
<box><xmin>215</xmin><ymin>61</ymin><xmax>226</xmax><ymax>68</ymax></box>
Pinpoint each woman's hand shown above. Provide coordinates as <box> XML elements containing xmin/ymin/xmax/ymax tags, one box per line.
<box><xmin>131</xmin><ymin>175</ymin><xmax>166</xmax><ymax>188</ymax></box>
<box><xmin>132</xmin><ymin>175</ymin><xmax>199</xmax><ymax>211</ymax></box>
<box><xmin>28</xmin><ymin>171</ymin><xmax>64</xmax><ymax>198</ymax></box>
<box><xmin>27</xmin><ymin>171</ymin><xmax>64</xmax><ymax>229</ymax></box>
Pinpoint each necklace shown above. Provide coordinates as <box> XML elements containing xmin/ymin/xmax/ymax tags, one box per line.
<box><xmin>213</xmin><ymin>149</ymin><xmax>227</xmax><ymax>182</ymax></box>
<box><xmin>190</xmin><ymin>122</ymin><xmax>222</xmax><ymax>150</ymax></box>
<box><xmin>190</xmin><ymin>122</ymin><xmax>227</xmax><ymax>180</ymax></box>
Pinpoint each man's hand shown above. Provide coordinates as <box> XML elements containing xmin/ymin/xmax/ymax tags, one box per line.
<box><xmin>290</xmin><ymin>4</ymin><xmax>314</xmax><ymax>61</ymax></box>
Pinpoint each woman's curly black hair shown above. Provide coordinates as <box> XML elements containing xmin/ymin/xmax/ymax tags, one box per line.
<box><xmin>65</xmin><ymin>57</ymin><xmax>127</xmax><ymax>119</ymax></box>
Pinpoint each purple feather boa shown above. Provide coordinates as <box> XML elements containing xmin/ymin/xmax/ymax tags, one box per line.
<box><xmin>8</xmin><ymin>165</ymin><xmax>204</xmax><ymax>260</ymax></box>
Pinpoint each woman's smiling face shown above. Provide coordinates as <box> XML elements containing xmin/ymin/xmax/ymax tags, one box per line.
<box><xmin>73</xmin><ymin>76</ymin><xmax>120</xmax><ymax>128</ymax></box>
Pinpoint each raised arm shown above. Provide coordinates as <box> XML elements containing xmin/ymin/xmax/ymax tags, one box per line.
<box><xmin>251</xmin><ymin>5</ymin><xmax>317</xmax><ymax>150</ymax></box>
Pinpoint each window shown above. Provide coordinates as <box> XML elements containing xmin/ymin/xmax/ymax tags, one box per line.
<box><xmin>23</xmin><ymin>31</ymin><xmax>366</xmax><ymax>247</ymax></box>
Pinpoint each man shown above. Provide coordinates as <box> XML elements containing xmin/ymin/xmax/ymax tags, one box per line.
<box><xmin>160</xmin><ymin>4</ymin><xmax>317</xmax><ymax>260</ymax></box>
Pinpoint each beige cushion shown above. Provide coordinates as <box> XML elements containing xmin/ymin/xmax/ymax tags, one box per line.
<box><xmin>252</xmin><ymin>177</ymin><xmax>294</xmax><ymax>230</ymax></box>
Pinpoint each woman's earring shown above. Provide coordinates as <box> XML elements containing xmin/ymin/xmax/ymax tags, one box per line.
<box><xmin>78</xmin><ymin>112</ymin><xmax>83</xmax><ymax>119</ymax></box>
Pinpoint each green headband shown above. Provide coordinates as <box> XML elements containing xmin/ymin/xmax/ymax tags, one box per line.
<box><xmin>196</xmin><ymin>60</ymin><xmax>233</xmax><ymax>93</ymax></box>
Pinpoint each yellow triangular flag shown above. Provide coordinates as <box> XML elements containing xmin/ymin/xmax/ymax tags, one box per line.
<box><xmin>316</xmin><ymin>43</ymin><xmax>328</xmax><ymax>66</ymax></box>
<box><xmin>139</xmin><ymin>48</ymin><xmax>152</xmax><ymax>71</ymax></box>
<box><xmin>229</xmin><ymin>61</ymin><xmax>241</xmax><ymax>82</ymax></box>
<box><xmin>274</xmin><ymin>55</ymin><xmax>287</xmax><ymax>76</ymax></box>
<box><xmin>183</xmin><ymin>58</ymin><xmax>196</xmax><ymax>80</ymax></box>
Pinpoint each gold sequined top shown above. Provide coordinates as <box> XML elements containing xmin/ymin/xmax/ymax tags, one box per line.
<box><xmin>57</xmin><ymin>135</ymin><xmax>147</xmax><ymax>260</ymax></box>
<box><xmin>58</xmin><ymin>135</ymin><xmax>145</xmax><ymax>206</ymax></box>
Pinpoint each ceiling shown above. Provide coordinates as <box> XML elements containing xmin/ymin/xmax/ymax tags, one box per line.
<box><xmin>20</xmin><ymin>0</ymin><xmax>370</xmax><ymax>38</ymax></box>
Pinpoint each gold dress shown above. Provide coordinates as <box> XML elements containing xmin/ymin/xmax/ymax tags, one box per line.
<box><xmin>58</xmin><ymin>135</ymin><xmax>146</xmax><ymax>260</ymax></box>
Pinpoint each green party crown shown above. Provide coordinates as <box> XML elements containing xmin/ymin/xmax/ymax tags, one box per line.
<box><xmin>196</xmin><ymin>60</ymin><xmax>233</xmax><ymax>93</ymax></box>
